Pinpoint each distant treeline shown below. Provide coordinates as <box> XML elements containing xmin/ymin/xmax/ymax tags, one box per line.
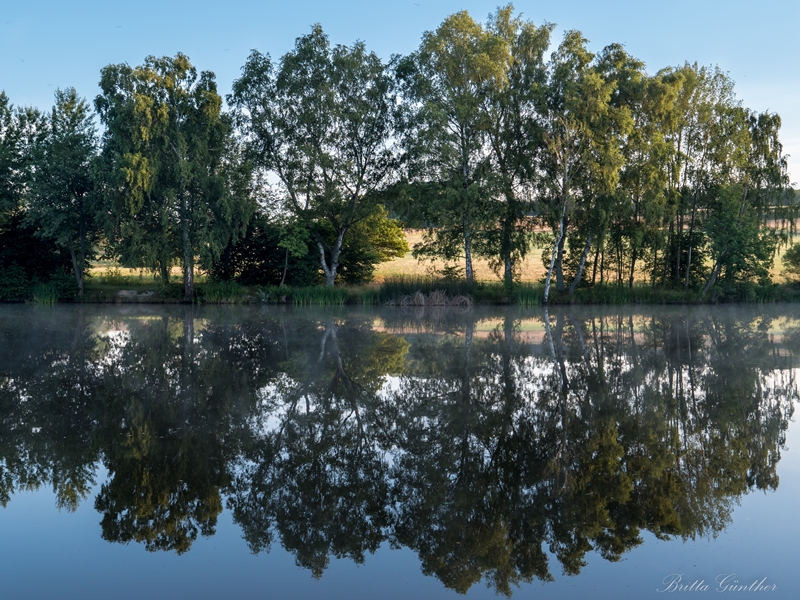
<box><xmin>1</xmin><ymin>5</ymin><xmax>797</xmax><ymax>302</ymax></box>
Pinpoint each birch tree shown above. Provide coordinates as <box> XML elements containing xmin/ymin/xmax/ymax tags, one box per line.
<box><xmin>96</xmin><ymin>54</ymin><xmax>253</xmax><ymax>301</ymax></box>
<box><xmin>230</xmin><ymin>26</ymin><xmax>396</xmax><ymax>286</ymax></box>
<box><xmin>395</xmin><ymin>11</ymin><xmax>505</xmax><ymax>284</ymax></box>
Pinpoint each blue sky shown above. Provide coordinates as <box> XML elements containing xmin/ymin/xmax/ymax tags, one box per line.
<box><xmin>2</xmin><ymin>0</ymin><xmax>798</xmax><ymax>182</ymax></box>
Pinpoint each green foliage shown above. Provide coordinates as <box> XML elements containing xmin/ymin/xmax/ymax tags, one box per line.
<box><xmin>515</xmin><ymin>284</ymin><xmax>542</xmax><ymax>307</ymax></box>
<box><xmin>206</xmin><ymin>214</ymin><xmax>320</xmax><ymax>286</ymax></box>
<box><xmin>1</xmin><ymin>13</ymin><xmax>797</xmax><ymax>304</ymax></box>
<box><xmin>360</xmin><ymin>287</ymin><xmax>381</xmax><ymax>306</ymax></box>
<box><xmin>336</xmin><ymin>206</ymin><xmax>409</xmax><ymax>284</ymax></box>
<box><xmin>782</xmin><ymin>243</ymin><xmax>800</xmax><ymax>281</ymax></box>
<box><xmin>208</xmin><ymin>205</ymin><xmax>407</xmax><ymax>287</ymax></box>
<box><xmin>395</xmin><ymin>11</ymin><xmax>507</xmax><ymax>283</ymax></box>
<box><xmin>50</xmin><ymin>271</ymin><xmax>79</xmax><ymax>301</ymax></box>
<box><xmin>378</xmin><ymin>275</ymin><xmax>474</xmax><ymax>303</ymax></box>
<box><xmin>230</xmin><ymin>26</ymin><xmax>396</xmax><ymax>286</ymax></box>
<box><xmin>26</xmin><ymin>88</ymin><xmax>99</xmax><ymax>298</ymax></box>
<box><xmin>570</xmin><ymin>284</ymin><xmax>686</xmax><ymax>305</ymax></box>
<box><xmin>32</xmin><ymin>282</ymin><xmax>58</xmax><ymax>305</ymax></box>
<box><xmin>290</xmin><ymin>286</ymin><xmax>349</xmax><ymax>306</ymax></box>
<box><xmin>0</xmin><ymin>265</ymin><xmax>30</xmax><ymax>301</ymax></box>
<box><xmin>96</xmin><ymin>53</ymin><xmax>255</xmax><ymax>301</ymax></box>
<box><xmin>0</xmin><ymin>212</ymin><xmax>73</xmax><ymax>300</ymax></box>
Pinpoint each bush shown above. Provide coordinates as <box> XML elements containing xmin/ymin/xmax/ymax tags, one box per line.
<box><xmin>782</xmin><ymin>243</ymin><xmax>800</xmax><ymax>281</ymax></box>
<box><xmin>50</xmin><ymin>272</ymin><xmax>79</xmax><ymax>301</ymax></box>
<box><xmin>0</xmin><ymin>265</ymin><xmax>30</xmax><ymax>302</ymax></box>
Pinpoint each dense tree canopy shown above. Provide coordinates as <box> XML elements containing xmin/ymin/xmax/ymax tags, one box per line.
<box><xmin>230</xmin><ymin>25</ymin><xmax>397</xmax><ymax>286</ymax></box>
<box><xmin>95</xmin><ymin>53</ymin><xmax>255</xmax><ymax>300</ymax></box>
<box><xmin>26</xmin><ymin>88</ymin><xmax>99</xmax><ymax>298</ymax></box>
<box><xmin>0</xmin><ymin>4</ymin><xmax>795</xmax><ymax>299</ymax></box>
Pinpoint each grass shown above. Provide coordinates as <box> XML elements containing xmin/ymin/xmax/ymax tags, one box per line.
<box><xmin>373</xmin><ymin>230</ymin><xmax>548</xmax><ymax>284</ymax></box>
<box><xmin>568</xmin><ymin>285</ymin><xmax>688</xmax><ymax>305</ymax></box>
<box><xmin>72</xmin><ymin>228</ymin><xmax>800</xmax><ymax>306</ymax></box>
<box><xmin>378</xmin><ymin>275</ymin><xmax>479</xmax><ymax>303</ymax></box>
<box><xmin>515</xmin><ymin>284</ymin><xmax>543</xmax><ymax>307</ymax></box>
<box><xmin>290</xmin><ymin>286</ymin><xmax>350</xmax><ymax>306</ymax></box>
<box><xmin>359</xmin><ymin>287</ymin><xmax>381</xmax><ymax>306</ymax></box>
<box><xmin>32</xmin><ymin>282</ymin><xmax>58</xmax><ymax>305</ymax></box>
<box><xmin>200</xmin><ymin>281</ymin><xmax>250</xmax><ymax>304</ymax></box>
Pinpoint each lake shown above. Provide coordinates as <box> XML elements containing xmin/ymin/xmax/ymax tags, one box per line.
<box><xmin>0</xmin><ymin>304</ymin><xmax>798</xmax><ymax>599</ymax></box>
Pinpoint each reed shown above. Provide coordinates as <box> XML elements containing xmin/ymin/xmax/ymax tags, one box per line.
<box><xmin>291</xmin><ymin>286</ymin><xmax>349</xmax><ymax>306</ymax></box>
<box><xmin>360</xmin><ymin>288</ymin><xmax>381</xmax><ymax>306</ymax></box>
<box><xmin>32</xmin><ymin>282</ymin><xmax>58</xmax><ymax>305</ymax></box>
<box><xmin>202</xmin><ymin>280</ymin><xmax>249</xmax><ymax>304</ymax></box>
<box><xmin>379</xmin><ymin>275</ymin><xmax>476</xmax><ymax>304</ymax></box>
<box><xmin>515</xmin><ymin>284</ymin><xmax>543</xmax><ymax>307</ymax></box>
<box><xmin>569</xmin><ymin>284</ymin><xmax>686</xmax><ymax>305</ymax></box>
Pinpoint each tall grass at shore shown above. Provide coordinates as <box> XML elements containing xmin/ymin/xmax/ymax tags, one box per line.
<box><xmin>32</xmin><ymin>282</ymin><xmax>58</xmax><ymax>305</ymax></box>
<box><xmin>201</xmin><ymin>281</ymin><xmax>249</xmax><ymax>304</ymax></box>
<box><xmin>515</xmin><ymin>284</ymin><xmax>543</xmax><ymax>307</ymax></box>
<box><xmin>291</xmin><ymin>286</ymin><xmax>349</xmax><ymax>306</ymax></box>
<box><xmin>379</xmin><ymin>275</ymin><xmax>477</xmax><ymax>304</ymax></box>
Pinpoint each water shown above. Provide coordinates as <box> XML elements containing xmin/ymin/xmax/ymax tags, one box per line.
<box><xmin>0</xmin><ymin>304</ymin><xmax>797</xmax><ymax>599</ymax></box>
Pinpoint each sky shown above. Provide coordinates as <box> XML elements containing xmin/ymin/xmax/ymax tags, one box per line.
<box><xmin>2</xmin><ymin>0</ymin><xmax>798</xmax><ymax>183</ymax></box>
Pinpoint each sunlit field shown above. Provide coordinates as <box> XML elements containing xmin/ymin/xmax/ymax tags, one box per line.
<box><xmin>87</xmin><ymin>229</ymin><xmax>797</xmax><ymax>287</ymax></box>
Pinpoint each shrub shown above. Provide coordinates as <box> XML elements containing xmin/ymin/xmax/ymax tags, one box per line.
<box><xmin>0</xmin><ymin>265</ymin><xmax>30</xmax><ymax>302</ymax></box>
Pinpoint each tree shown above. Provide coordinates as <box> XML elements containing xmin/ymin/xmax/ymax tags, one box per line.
<box><xmin>335</xmin><ymin>205</ymin><xmax>408</xmax><ymax>284</ymax></box>
<box><xmin>0</xmin><ymin>93</ymin><xmax>45</xmax><ymax>223</ymax></box>
<box><xmin>230</xmin><ymin>26</ymin><xmax>396</xmax><ymax>286</ymax></box>
<box><xmin>482</xmin><ymin>7</ymin><xmax>552</xmax><ymax>291</ymax></box>
<box><xmin>26</xmin><ymin>88</ymin><xmax>98</xmax><ymax>298</ymax></box>
<box><xmin>206</xmin><ymin>204</ymin><xmax>407</xmax><ymax>286</ymax></box>
<box><xmin>538</xmin><ymin>32</ymin><xmax>628</xmax><ymax>302</ymax></box>
<box><xmin>0</xmin><ymin>92</ymin><xmax>72</xmax><ymax>300</ymax></box>
<box><xmin>592</xmin><ymin>47</ymin><xmax>672</xmax><ymax>289</ymax></box>
<box><xmin>96</xmin><ymin>53</ymin><xmax>255</xmax><ymax>301</ymax></box>
<box><xmin>395</xmin><ymin>11</ymin><xmax>506</xmax><ymax>285</ymax></box>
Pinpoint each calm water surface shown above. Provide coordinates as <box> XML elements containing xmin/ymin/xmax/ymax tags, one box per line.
<box><xmin>0</xmin><ymin>304</ymin><xmax>798</xmax><ymax>599</ymax></box>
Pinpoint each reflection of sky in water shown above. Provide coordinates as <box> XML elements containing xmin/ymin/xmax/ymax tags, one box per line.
<box><xmin>1</xmin><ymin>305</ymin><xmax>798</xmax><ymax>599</ymax></box>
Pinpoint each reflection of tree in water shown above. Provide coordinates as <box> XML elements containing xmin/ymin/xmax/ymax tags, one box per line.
<box><xmin>0</xmin><ymin>307</ymin><xmax>100</xmax><ymax>510</ymax></box>
<box><xmin>379</xmin><ymin>308</ymin><xmax>795</xmax><ymax>595</ymax></box>
<box><xmin>0</xmin><ymin>307</ymin><xmax>796</xmax><ymax>595</ymax></box>
<box><xmin>229</xmin><ymin>317</ymin><xmax>409</xmax><ymax>576</ymax></box>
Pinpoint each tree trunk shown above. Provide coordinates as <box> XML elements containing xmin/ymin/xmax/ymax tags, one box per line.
<box><xmin>600</xmin><ymin>245</ymin><xmax>605</xmax><ymax>284</ymax></box>
<box><xmin>699</xmin><ymin>257</ymin><xmax>724</xmax><ymax>299</ymax></box>
<box><xmin>183</xmin><ymin>205</ymin><xmax>194</xmax><ymax>302</ymax></box>
<box><xmin>675</xmin><ymin>212</ymin><xmax>683</xmax><ymax>287</ymax></box>
<box><xmin>319</xmin><ymin>229</ymin><xmax>346</xmax><ymax>287</ymax></box>
<box><xmin>77</xmin><ymin>211</ymin><xmax>85</xmax><ymax>298</ymax></box>
<box><xmin>591</xmin><ymin>242</ymin><xmax>600</xmax><ymax>286</ymax></box>
<box><xmin>160</xmin><ymin>263</ymin><xmax>169</xmax><ymax>286</ymax></box>
<box><xmin>568</xmin><ymin>234</ymin><xmax>592</xmax><ymax>295</ymax></box>
<box><xmin>504</xmin><ymin>256</ymin><xmax>513</xmax><ymax>292</ymax></box>
<box><xmin>684</xmin><ymin>193</ymin><xmax>699</xmax><ymax>291</ymax></box>
<box><xmin>69</xmin><ymin>246</ymin><xmax>82</xmax><ymax>300</ymax></box>
<box><xmin>543</xmin><ymin>208</ymin><xmax>567</xmax><ymax>304</ymax></box>
<box><xmin>463</xmin><ymin>222</ymin><xmax>474</xmax><ymax>285</ymax></box>
<box><xmin>629</xmin><ymin>246</ymin><xmax>637</xmax><ymax>289</ymax></box>
<box><xmin>555</xmin><ymin>217</ymin><xmax>568</xmax><ymax>293</ymax></box>
<box><xmin>501</xmin><ymin>198</ymin><xmax>514</xmax><ymax>292</ymax></box>
<box><xmin>280</xmin><ymin>247</ymin><xmax>289</xmax><ymax>287</ymax></box>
